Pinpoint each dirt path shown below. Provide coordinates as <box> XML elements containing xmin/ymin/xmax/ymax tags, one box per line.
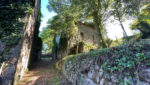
<box><xmin>17</xmin><ymin>58</ymin><xmax>62</xmax><ymax>85</ymax></box>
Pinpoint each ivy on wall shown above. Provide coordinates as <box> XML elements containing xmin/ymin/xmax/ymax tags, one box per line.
<box><xmin>0</xmin><ymin>0</ymin><xmax>34</xmax><ymax>46</ymax></box>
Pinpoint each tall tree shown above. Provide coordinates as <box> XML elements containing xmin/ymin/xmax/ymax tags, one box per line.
<box><xmin>47</xmin><ymin>0</ymin><xmax>149</xmax><ymax>48</ymax></box>
<box><xmin>48</xmin><ymin>0</ymin><xmax>112</xmax><ymax>48</ymax></box>
<box><xmin>110</xmin><ymin>0</ymin><xmax>128</xmax><ymax>37</ymax></box>
<box><xmin>110</xmin><ymin>0</ymin><xmax>150</xmax><ymax>38</ymax></box>
<box><xmin>131</xmin><ymin>3</ymin><xmax>150</xmax><ymax>38</ymax></box>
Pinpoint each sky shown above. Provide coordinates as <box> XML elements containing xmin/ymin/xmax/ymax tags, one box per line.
<box><xmin>106</xmin><ymin>19</ymin><xmax>134</xmax><ymax>40</ymax></box>
<box><xmin>39</xmin><ymin>0</ymin><xmax>57</xmax><ymax>31</ymax></box>
<box><xmin>39</xmin><ymin>0</ymin><xmax>135</xmax><ymax>40</ymax></box>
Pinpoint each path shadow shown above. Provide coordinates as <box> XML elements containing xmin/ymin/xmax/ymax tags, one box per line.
<box><xmin>31</xmin><ymin>57</ymin><xmax>64</xmax><ymax>85</ymax></box>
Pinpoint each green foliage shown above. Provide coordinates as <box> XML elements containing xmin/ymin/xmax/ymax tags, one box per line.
<box><xmin>83</xmin><ymin>42</ymin><xmax>97</xmax><ymax>52</ymax></box>
<box><xmin>63</xmin><ymin>39</ymin><xmax>150</xmax><ymax>83</ymax></box>
<box><xmin>48</xmin><ymin>0</ymin><xmax>113</xmax><ymax>48</ymax></box>
<box><xmin>1</xmin><ymin>34</ymin><xmax>21</xmax><ymax>46</ymax></box>
<box><xmin>109</xmin><ymin>0</ymin><xmax>150</xmax><ymax>38</ymax></box>
<box><xmin>63</xmin><ymin>48</ymin><xmax>111</xmax><ymax>75</ymax></box>
<box><xmin>44</xmin><ymin>0</ymin><xmax>150</xmax><ymax>55</ymax></box>
<box><xmin>102</xmin><ymin>40</ymin><xmax>150</xmax><ymax>74</ymax></box>
<box><xmin>0</xmin><ymin>0</ymin><xmax>34</xmax><ymax>46</ymax></box>
<box><xmin>47</xmin><ymin>0</ymin><xmax>150</xmax><ymax>50</ymax></box>
<box><xmin>59</xmin><ymin>34</ymin><xmax>68</xmax><ymax>51</ymax></box>
<box><xmin>131</xmin><ymin>4</ymin><xmax>150</xmax><ymax>38</ymax></box>
<box><xmin>110</xmin><ymin>0</ymin><xmax>141</xmax><ymax>18</ymax></box>
<box><xmin>40</xmin><ymin>13</ymin><xmax>78</xmax><ymax>53</ymax></box>
<box><xmin>88</xmin><ymin>48</ymin><xmax>111</xmax><ymax>57</ymax></box>
<box><xmin>103</xmin><ymin>51</ymin><xmax>148</xmax><ymax>72</ymax></box>
<box><xmin>28</xmin><ymin>7</ymin><xmax>33</xmax><ymax>15</ymax></box>
<box><xmin>49</xmin><ymin>14</ymin><xmax>78</xmax><ymax>37</ymax></box>
<box><xmin>52</xmin><ymin>36</ymin><xmax>57</xmax><ymax>54</ymax></box>
<box><xmin>101</xmin><ymin>47</ymin><xmax>150</xmax><ymax>85</ymax></box>
<box><xmin>110</xmin><ymin>38</ymin><xmax>123</xmax><ymax>47</ymax></box>
<box><xmin>40</xmin><ymin>27</ymin><xmax>55</xmax><ymax>52</ymax></box>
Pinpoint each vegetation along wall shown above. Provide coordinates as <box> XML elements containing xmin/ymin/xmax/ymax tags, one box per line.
<box><xmin>0</xmin><ymin>0</ymin><xmax>41</xmax><ymax>85</ymax></box>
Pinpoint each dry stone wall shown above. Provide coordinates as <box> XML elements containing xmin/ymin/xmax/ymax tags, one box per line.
<box><xmin>64</xmin><ymin>58</ymin><xmax>150</xmax><ymax>85</ymax></box>
<box><xmin>63</xmin><ymin>40</ymin><xmax>150</xmax><ymax>85</ymax></box>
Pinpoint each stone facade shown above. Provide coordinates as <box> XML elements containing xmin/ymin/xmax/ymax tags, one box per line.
<box><xmin>78</xmin><ymin>23</ymin><xmax>100</xmax><ymax>47</ymax></box>
<box><xmin>69</xmin><ymin>23</ymin><xmax>100</xmax><ymax>53</ymax></box>
<box><xmin>56</xmin><ymin>23</ymin><xmax>100</xmax><ymax>59</ymax></box>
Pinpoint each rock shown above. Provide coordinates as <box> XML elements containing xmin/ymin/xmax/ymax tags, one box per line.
<box><xmin>88</xmin><ymin>70</ymin><xmax>95</xmax><ymax>79</ymax></box>
<box><xmin>92</xmin><ymin>71</ymin><xmax>100</xmax><ymax>83</ymax></box>
<box><xmin>84</xmin><ymin>78</ymin><xmax>97</xmax><ymax>85</ymax></box>
<box><xmin>138</xmin><ymin>68</ymin><xmax>150</xmax><ymax>83</ymax></box>
<box><xmin>111</xmin><ymin>75</ymin><xmax>119</xmax><ymax>83</ymax></box>
<box><xmin>4</xmin><ymin>43</ymin><xmax>20</xmax><ymax>60</ymax></box>
<box><xmin>1</xmin><ymin>64</ymin><xmax>16</xmax><ymax>85</ymax></box>
<box><xmin>137</xmin><ymin>80</ymin><xmax>150</xmax><ymax>85</ymax></box>
<box><xmin>95</xmin><ymin>65</ymin><xmax>99</xmax><ymax>71</ymax></box>
<box><xmin>63</xmin><ymin>58</ymin><xmax>150</xmax><ymax>85</ymax></box>
<box><xmin>61</xmin><ymin>78</ymin><xmax>73</xmax><ymax>85</ymax></box>
<box><xmin>124</xmin><ymin>77</ymin><xmax>134</xmax><ymax>85</ymax></box>
<box><xmin>69</xmin><ymin>61</ymin><xmax>72</xmax><ymax>64</ymax></box>
<box><xmin>105</xmin><ymin>82</ymin><xmax>113</xmax><ymax>85</ymax></box>
<box><xmin>99</xmin><ymin>68</ymin><xmax>103</xmax><ymax>72</ymax></box>
<box><xmin>0</xmin><ymin>77</ymin><xmax>3</xmax><ymax>85</ymax></box>
<box><xmin>104</xmin><ymin>73</ymin><xmax>111</xmax><ymax>81</ymax></box>
<box><xmin>98</xmin><ymin>69</ymin><xmax>103</xmax><ymax>79</ymax></box>
<box><xmin>0</xmin><ymin>40</ymin><xmax>5</xmax><ymax>55</ymax></box>
<box><xmin>100</xmin><ymin>78</ymin><xmax>105</xmax><ymax>85</ymax></box>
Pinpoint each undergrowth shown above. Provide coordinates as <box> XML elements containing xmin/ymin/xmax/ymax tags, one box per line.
<box><xmin>0</xmin><ymin>0</ymin><xmax>34</xmax><ymax>47</ymax></box>
<box><xmin>63</xmin><ymin>39</ymin><xmax>150</xmax><ymax>84</ymax></box>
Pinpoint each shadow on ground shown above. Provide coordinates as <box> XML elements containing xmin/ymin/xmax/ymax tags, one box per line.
<box><xmin>17</xmin><ymin>57</ymin><xmax>63</xmax><ymax>85</ymax></box>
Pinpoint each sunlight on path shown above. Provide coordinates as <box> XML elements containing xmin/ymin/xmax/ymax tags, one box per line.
<box><xmin>17</xmin><ymin>58</ymin><xmax>61</xmax><ymax>85</ymax></box>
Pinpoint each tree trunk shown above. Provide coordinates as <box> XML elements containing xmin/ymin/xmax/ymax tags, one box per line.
<box><xmin>97</xmin><ymin>0</ymin><xmax>107</xmax><ymax>48</ymax></box>
<box><xmin>115</xmin><ymin>5</ymin><xmax>128</xmax><ymax>38</ymax></box>
<box><xmin>119</xmin><ymin>20</ymin><xmax>128</xmax><ymax>37</ymax></box>
<box><xmin>76</xmin><ymin>43</ymin><xmax>79</xmax><ymax>54</ymax></box>
<box><xmin>97</xmin><ymin>23</ymin><xmax>107</xmax><ymax>48</ymax></box>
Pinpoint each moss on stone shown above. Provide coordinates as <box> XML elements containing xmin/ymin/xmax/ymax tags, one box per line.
<box><xmin>83</xmin><ymin>42</ymin><xmax>98</xmax><ymax>52</ymax></box>
<box><xmin>63</xmin><ymin>39</ymin><xmax>150</xmax><ymax>76</ymax></box>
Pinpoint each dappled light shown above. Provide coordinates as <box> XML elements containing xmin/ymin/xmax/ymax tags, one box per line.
<box><xmin>0</xmin><ymin>0</ymin><xmax>150</xmax><ymax>85</ymax></box>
